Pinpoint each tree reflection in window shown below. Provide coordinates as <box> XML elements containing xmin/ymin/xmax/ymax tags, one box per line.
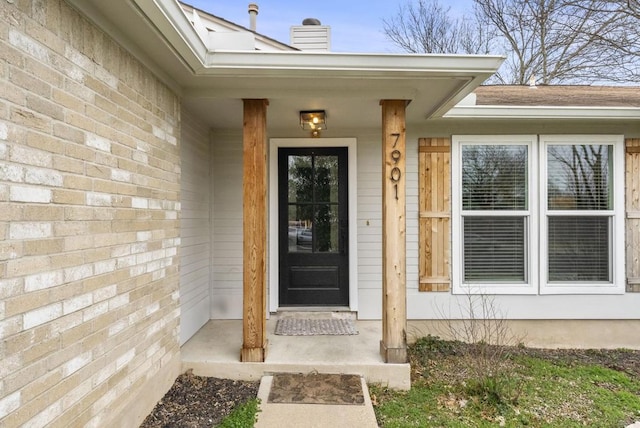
<box><xmin>546</xmin><ymin>144</ymin><xmax>612</xmax><ymax>282</ymax></box>
<box><xmin>547</xmin><ymin>145</ymin><xmax>611</xmax><ymax>210</ymax></box>
<box><xmin>462</xmin><ymin>145</ymin><xmax>527</xmax><ymax>211</ymax></box>
<box><xmin>287</xmin><ymin>154</ymin><xmax>339</xmax><ymax>253</ymax></box>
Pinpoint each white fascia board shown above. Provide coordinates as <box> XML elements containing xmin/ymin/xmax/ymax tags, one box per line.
<box><xmin>132</xmin><ymin>0</ymin><xmax>209</xmax><ymax>72</ymax></box>
<box><xmin>201</xmin><ymin>50</ymin><xmax>504</xmax><ymax>78</ymax></box>
<box><xmin>446</xmin><ymin>106</ymin><xmax>640</xmax><ymax>120</ymax></box>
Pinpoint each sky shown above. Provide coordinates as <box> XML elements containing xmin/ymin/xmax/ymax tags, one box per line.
<box><xmin>182</xmin><ymin>0</ymin><xmax>473</xmax><ymax>53</ymax></box>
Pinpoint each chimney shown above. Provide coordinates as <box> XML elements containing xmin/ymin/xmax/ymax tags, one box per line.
<box><xmin>290</xmin><ymin>18</ymin><xmax>331</xmax><ymax>52</ymax></box>
<box><xmin>248</xmin><ymin>3</ymin><xmax>258</xmax><ymax>32</ymax></box>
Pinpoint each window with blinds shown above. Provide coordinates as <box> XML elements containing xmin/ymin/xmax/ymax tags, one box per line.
<box><xmin>452</xmin><ymin>135</ymin><xmax>624</xmax><ymax>295</ymax></box>
<box><xmin>453</xmin><ymin>136</ymin><xmax>535</xmax><ymax>293</ymax></box>
<box><xmin>546</xmin><ymin>144</ymin><xmax>613</xmax><ymax>283</ymax></box>
<box><xmin>460</xmin><ymin>144</ymin><xmax>530</xmax><ymax>285</ymax></box>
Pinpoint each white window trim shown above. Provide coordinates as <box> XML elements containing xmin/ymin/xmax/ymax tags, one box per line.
<box><xmin>539</xmin><ymin>135</ymin><xmax>625</xmax><ymax>295</ymax></box>
<box><xmin>452</xmin><ymin>135</ymin><xmax>539</xmax><ymax>295</ymax></box>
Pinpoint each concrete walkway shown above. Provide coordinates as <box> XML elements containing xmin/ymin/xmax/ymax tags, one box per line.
<box><xmin>254</xmin><ymin>375</ymin><xmax>379</xmax><ymax>428</ymax></box>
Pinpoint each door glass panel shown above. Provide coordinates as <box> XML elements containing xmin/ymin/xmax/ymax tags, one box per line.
<box><xmin>288</xmin><ymin>205</ymin><xmax>312</xmax><ymax>253</ymax></box>
<box><xmin>315</xmin><ymin>204</ymin><xmax>339</xmax><ymax>253</ymax></box>
<box><xmin>288</xmin><ymin>155</ymin><xmax>313</xmax><ymax>203</ymax></box>
<box><xmin>286</xmin><ymin>153</ymin><xmax>340</xmax><ymax>254</ymax></box>
<box><xmin>315</xmin><ymin>156</ymin><xmax>339</xmax><ymax>203</ymax></box>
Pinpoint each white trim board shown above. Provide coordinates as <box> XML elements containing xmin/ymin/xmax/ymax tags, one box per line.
<box><xmin>269</xmin><ymin>138</ymin><xmax>358</xmax><ymax>313</ymax></box>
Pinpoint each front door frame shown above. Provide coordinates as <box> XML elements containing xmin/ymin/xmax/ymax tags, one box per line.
<box><xmin>269</xmin><ymin>138</ymin><xmax>358</xmax><ymax>312</ymax></box>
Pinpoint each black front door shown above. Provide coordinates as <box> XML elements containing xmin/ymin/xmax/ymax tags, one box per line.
<box><xmin>278</xmin><ymin>147</ymin><xmax>349</xmax><ymax>306</ymax></box>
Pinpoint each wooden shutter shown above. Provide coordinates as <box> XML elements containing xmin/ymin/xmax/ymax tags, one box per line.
<box><xmin>418</xmin><ymin>138</ymin><xmax>451</xmax><ymax>292</ymax></box>
<box><xmin>626</xmin><ymin>138</ymin><xmax>640</xmax><ymax>292</ymax></box>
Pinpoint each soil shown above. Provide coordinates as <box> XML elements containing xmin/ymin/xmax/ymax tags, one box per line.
<box><xmin>140</xmin><ymin>347</ymin><xmax>640</xmax><ymax>428</ymax></box>
<box><xmin>139</xmin><ymin>370</ymin><xmax>259</xmax><ymax>428</ymax></box>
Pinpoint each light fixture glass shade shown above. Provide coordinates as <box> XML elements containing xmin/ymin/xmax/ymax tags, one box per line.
<box><xmin>299</xmin><ymin>110</ymin><xmax>327</xmax><ymax>131</ymax></box>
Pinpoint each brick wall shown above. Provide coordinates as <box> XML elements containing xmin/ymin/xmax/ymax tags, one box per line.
<box><xmin>0</xmin><ymin>0</ymin><xmax>182</xmax><ymax>426</ymax></box>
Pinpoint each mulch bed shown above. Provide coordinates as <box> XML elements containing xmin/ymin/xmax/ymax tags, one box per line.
<box><xmin>140</xmin><ymin>370</ymin><xmax>259</xmax><ymax>428</ymax></box>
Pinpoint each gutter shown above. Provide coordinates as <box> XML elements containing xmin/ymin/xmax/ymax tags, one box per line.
<box><xmin>446</xmin><ymin>106</ymin><xmax>640</xmax><ymax>120</ymax></box>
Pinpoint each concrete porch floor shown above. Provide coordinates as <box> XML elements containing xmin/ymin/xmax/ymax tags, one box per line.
<box><xmin>181</xmin><ymin>319</ymin><xmax>411</xmax><ymax>390</ymax></box>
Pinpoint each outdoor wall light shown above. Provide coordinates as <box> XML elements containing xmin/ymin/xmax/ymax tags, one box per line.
<box><xmin>299</xmin><ymin>110</ymin><xmax>326</xmax><ymax>137</ymax></box>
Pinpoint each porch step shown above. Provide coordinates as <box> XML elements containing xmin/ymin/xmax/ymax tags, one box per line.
<box><xmin>254</xmin><ymin>374</ymin><xmax>379</xmax><ymax>428</ymax></box>
<box><xmin>181</xmin><ymin>320</ymin><xmax>410</xmax><ymax>390</ymax></box>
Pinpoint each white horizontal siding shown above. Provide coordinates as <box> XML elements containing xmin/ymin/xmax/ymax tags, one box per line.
<box><xmin>356</xmin><ymin>135</ymin><xmax>382</xmax><ymax>307</ymax></box>
<box><xmin>406</xmin><ymin>137</ymin><xmax>420</xmax><ymax>290</ymax></box>
<box><xmin>211</xmin><ymin>132</ymin><xmax>244</xmax><ymax>318</ymax></box>
<box><xmin>180</xmin><ymin>111</ymin><xmax>211</xmax><ymax>344</ymax></box>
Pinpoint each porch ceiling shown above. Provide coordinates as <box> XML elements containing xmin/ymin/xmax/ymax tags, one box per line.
<box><xmin>67</xmin><ymin>0</ymin><xmax>504</xmax><ymax>129</ymax></box>
<box><xmin>181</xmin><ymin>83</ymin><xmax>470</xmax><ymax>131</ymax></box>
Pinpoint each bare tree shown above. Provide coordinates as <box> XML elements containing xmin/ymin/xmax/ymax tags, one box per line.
<box><xmin>561</xmin><ymin>0</ymin><xmax>640</xmax><ymax>82</ymax></box>
<box><xmin>476</xmin><ymin>0</ymin><xmax>639</xmax><ymax>84</ymax></box>
<box><xmin>382</xmin><ymin>0</ymin><xmax>495</xmax><ymax>54</ymax></box>
<box><xmin>383</xmin><ymin>0</ymin><xmax>640</xmax><ymax>84</ymax></box>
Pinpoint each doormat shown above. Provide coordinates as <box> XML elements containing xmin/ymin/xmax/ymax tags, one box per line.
<box><xmin>274</xmin><ymin>318</ymin><xmax>358</xmax><ymax>336</ymax></box>
<box><xmin>268</xmin><ymin>373</ymin><xmax>365</xmax><ymax>405</ymax></box>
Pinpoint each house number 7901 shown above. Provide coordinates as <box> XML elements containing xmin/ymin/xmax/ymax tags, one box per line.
<box><xmin>390</xmin><ymin>133</ymin><xmax>402</xmax><ymax>200</ymax></box>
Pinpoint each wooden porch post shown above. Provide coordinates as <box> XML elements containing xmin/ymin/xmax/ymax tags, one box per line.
<box><xmin>380</xmin><ymin>100</ymin><xmax>408</xmax><ymax>363</ymax></box>
<box><xmin>241</xmin><ymin>99</ymin><xmax>268</xmax><ymax>362</ymax></box>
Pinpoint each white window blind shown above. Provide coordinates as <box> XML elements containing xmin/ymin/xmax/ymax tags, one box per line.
<box><xmin>461</xmin><ymin>144</ymin><xmax>528</xmax><ymax>284</ymax></box>
<box><xmin>463</xmin><ymin>216</ymin><xmax>525</xmax><ymax>282</ymax></box>
<box><xmin>453</xmin><ymin>135</ymin><xmax>623</xmax><ymax>295</ymax></box>
<box><xmin>547</xmin><ymin>145</ymin><xmax>612</xmax><ymax>211</ymax></box>
<box><xmin>546</xmin><ymin>144</ymin><xmax>613</xmax><ymax>283</ymax></box>
<box><xmin>548</xmin><ymin>216</ymin><xmax>610</xmax><ymax>281</ymax></box>
<box><xmin>462</xmin><ymin>145</ymin><xmax>527</xmax><ymax>210</ymax></box>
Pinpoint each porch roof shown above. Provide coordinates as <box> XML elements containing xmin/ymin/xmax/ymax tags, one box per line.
<box><xmin>475</xmin><ymin>85</ymin><xmax>640</xmax><ymax>107</ymax></box>
<box><xmin>67</xmin><ymin>0</ymin><xmax>504</xmax><ymax>129</ymax></box>
<box><xmin>445</xmin><ymin>85</ymin><xmax>640</xmax><ymax>121</ymax></box>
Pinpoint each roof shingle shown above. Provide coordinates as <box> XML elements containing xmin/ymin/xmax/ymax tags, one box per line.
<box><xmin>475</xmin><ymin>85</ymin><xmax>640</xmax><ymax>107</ymax></box>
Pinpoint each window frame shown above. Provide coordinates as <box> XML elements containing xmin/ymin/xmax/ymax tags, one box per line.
<box><xmin>452</xmin><ymin>135</ymin><xmax>539</xmax><ymax>295</ymax></box>
<box><xmin>539</xmin><ymin>135</ymin><xmax>625</xmax><ymax>295</ymax></box>
<box><xmin>452</xmin><ymin>134</ymin><xmax>625</xmax><ymax>295</ymax></box>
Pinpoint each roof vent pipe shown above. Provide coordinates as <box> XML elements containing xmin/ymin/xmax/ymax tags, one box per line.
<box><xmin>248</xmin><ymin>3</ymin><xmax>258</xmax><ymax>31</ymax></box>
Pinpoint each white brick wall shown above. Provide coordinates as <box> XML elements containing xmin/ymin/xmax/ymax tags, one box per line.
<box><xmin>9</xmin><ymin>222</ymin><xmax>52</xmax><ymax>239</ymax></box>
<box><xmin>0</xmin><ymin>0</ymin><xmax>182</xmax><ymax>426</ymax></box>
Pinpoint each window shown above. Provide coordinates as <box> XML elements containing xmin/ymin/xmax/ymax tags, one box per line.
<box><xmin>452</xmin><ymin>135</ymin><xmax>624</xmax><ymax>295</ymax></box>
<box><xmin>453</xmin><ymin>136</ymin><xmax>537</xmax><ymax>294</ymax></box>
<box><xmin>540</xmin><ymin>136</ymin><xmax>624</xmax><ymax>294</ymax></box>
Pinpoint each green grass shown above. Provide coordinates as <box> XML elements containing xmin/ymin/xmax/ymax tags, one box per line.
<box><xmin>371</xmin><ymin>337</ymin><xmax>640</xmax><ymax>428</ymax></box>
<box><xmin>216</xmin><ymin>398</ymin><xmax>260</xmax><ymax>428</ymax></box>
